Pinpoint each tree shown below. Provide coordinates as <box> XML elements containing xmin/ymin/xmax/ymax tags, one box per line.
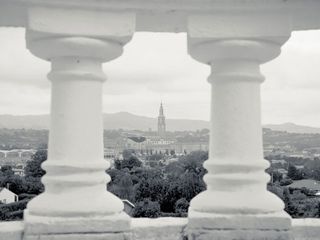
<box><xmin>287</xmin><ymin>164</ymin><xmax>304</xmax><ymax>180</ymax></box>
<box><xmin>316</xmin><ymin>202</ymin><xmax>320</xmax><ymax>218</ymax></box>
<box><xmin>283</xmin><ymin>188</ymin><xmax>298</xmax><ymax>217</ymax></box>
<box><xmin>133</xmin><ymin>199</ymin><xmax>161</xmax><ymax>218</ymax></box>
<box><xmin>25</xmin><ymin>150</ymin><xmax>47</xmax><ymax>178</ymax></box>
<box><xmin>170</xmin><ymin>150</ymin><xmax>176</xmax><ymax>156</ymax></box>
<box><xmin>115</xmin><ymin>150</ymin><xmax>142</xmax><ymax>170</ymax></box>
<box><xmin>5</xmin><ymin>175</ymin><xmax>28</xmax><ymax>195</ymax></box>
<box><xmin>121</xmin><ymin>156</ymin><xmax>142</xmax><ymax>170</ymax></box>
<box><xmin>23</xmin><ymin>149</ymin><xmax>47</xmax><ymax>194</ymax></box>
<box><xmin>108</xmin><ymin>171</ymin><xmax>134</xmax><ymax>201</ymax></box>
<box><xmin>122</xmin><ymin>149</ymin><xmax>134</xmax><ymax>160</ymax></box>
<box><xmin>175</xmin><ymin>198</ymin><xmax>189</xmax><ymax>214</ymax></box>
<box><xmin>134</xmin><ymin>176</ymin><xmax>166</xmax><ymax>203</ymax></box>
<box><xmin>0</xmin><ymin>165</ymin><xmax>14</xmax><ymax>177</ymax></box>
<box><xmin>270</xmin><ymin>171</ymin><xmax>283</xmax><ymax>183</ymax></box>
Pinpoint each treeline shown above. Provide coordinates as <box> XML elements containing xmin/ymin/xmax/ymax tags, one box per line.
<box><xmin>0</xmin><ymin>150</ymin><xmax>46</xmax><ymax>220</ymax></box>
<box><xmin>0</xmin><ymin>150</ymin><xmax>207</xmax><ymax>220</ymax></box>
<box><xmin>267</xmin><ymin>156</ymin><xmax>320</xmax><ymax>218</ymax></box>
<box><xmin>263</xmin><ymin>131</ymin><xmax>320</xmax><ymax>151</ymax></box>
<box><xmin>107</xmin><ymin>150</ymin><xmax>208</xmax><ymax>217</ymax></box>
<box><xmin>3</xmin><ymin>148</ymin><xmax>320</xmax><ymax>220</ymax></box>
<box><xmin>0</xmin><ymin>129</ymin><xmax>48</xmax><ymax>150</ymax></box>
<box><xmin>266</xmin><ymin>155</ymin><xmax>320</xmax><ymax>182</ymax></box>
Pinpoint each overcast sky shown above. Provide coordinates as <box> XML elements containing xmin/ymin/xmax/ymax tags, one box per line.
<box><xmin>0</xmin><ymin>28</ymin><xmax>320</xmax><ymax>127</ymax></box>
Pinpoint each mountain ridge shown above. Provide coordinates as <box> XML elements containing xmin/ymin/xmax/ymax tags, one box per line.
<box><xmin>0</xmin><ymin>113</ymin><xmax>318</xmax><ymax>133</ymax></box>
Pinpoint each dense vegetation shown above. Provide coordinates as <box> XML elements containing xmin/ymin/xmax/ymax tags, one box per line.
<box><xmin>0</xmin><ymin>150</ymin><xmax>46</xmax><ymax>220</ymax></box>
<box><xmin>108</xmin><ymin>150</ymin><xmax>207</xmax><ymax>217</ymax></box>
<box><xmin>263</xmin><ymin>130</ymin><xmax>320</xmax><ymax>151</ymax></box>
<box><xmin>267</xmin><ymin>156</ymin><xmax>320</xmax><ymax>218</ymax></box>
<box><xmin>2</xmin><ymin>148</ymin><xmax>320</xmax><ymax>220</ymax></box>
<box><xmin>0</xmin><ymin>129</ymin><xmax>48</xmax><ymax>150</ymax></box>
<box><xmin>0</xmin><ymin>150</ymin><xmax>207</xmax><ymax>220</ymax></box>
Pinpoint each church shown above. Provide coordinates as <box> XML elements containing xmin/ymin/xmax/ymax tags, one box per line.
<box><xmin>143</xmin><ymin>103</ymin><xmax>176</xmax><ymax>152</ymax></box>
<box><xmin>124</xmin><ymin>103</ymin><xmax>208</xmax><ymax>155</ymax></box>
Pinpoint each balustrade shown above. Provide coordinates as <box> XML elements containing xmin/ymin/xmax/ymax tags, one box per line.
<box><xmin>0</xmin><ymin>1</ymin><xmax>319</xmax><ymax>240</ymax></box>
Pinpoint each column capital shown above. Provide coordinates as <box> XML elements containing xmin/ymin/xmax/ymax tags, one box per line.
<box><xmin>187</xmin><ymin>12</ymin><xmax>291</xmax><ymax>65</ymax></box>
<box><xmin>26</xmin><ymin>31</ymin><xmax>130</xmax><ymax>63</ymax></box>
<box><xmin>26</xmin><ymin>7</ymin><xmax>135</xmax><ymax>62</ymax></box>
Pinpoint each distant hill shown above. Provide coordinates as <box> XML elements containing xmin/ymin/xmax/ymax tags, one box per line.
<box><xmin>105</xmin><ymin>112</ymin><xmax>209</xmax><ymax>131</ymax></box>
<box><xmin>264</xmin><ymin>122</ymin><xmax>320</xmax><ymax>134</ymax></box>
<box><xmin>0</xmin><ymin>113</ymin><xmax>318</xmax><ymax>133</ymax></box>
<box><xmin>0</xmin><ymin>112</ymin><xmax>209</xmax><ymax>131</ymax></box>
<box><xmin>0</xmin><ymin>115</ymin><xmax>49</xmax><ymax>129</ymax></box>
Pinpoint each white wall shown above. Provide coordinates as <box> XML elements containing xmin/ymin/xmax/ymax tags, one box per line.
<box><xmin>0</xmin><ymin>188</ymin><xmax>17</xmax><ymax>204</ymax></box>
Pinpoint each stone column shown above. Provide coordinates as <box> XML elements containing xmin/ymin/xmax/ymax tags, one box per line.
<box><xmin>23</xmin><ymin>8</ymin><xmax>135</xmax><ymax>240</ymax></box>
<box><xmin>187</xmin><ymin>14</ymin><xmax>292</xmax><ymax>240</ymax></box>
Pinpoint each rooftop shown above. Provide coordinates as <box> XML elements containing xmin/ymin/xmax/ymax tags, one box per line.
<box><xmin>288</xmin><ymin>180</ymin><xmax>320</xmax><ymax>191</ymax></box>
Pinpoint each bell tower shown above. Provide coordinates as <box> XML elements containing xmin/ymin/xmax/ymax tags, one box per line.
<box><xmin>157</xmin><ymin>102</ymin><xmax>166</xmax><ymax>137</ymax></box>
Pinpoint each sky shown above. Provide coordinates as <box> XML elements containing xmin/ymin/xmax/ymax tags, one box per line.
<box><xmin>0</xmin><ymin>28</ymin><xmax>320</xmax><ymax>127</ymax></box>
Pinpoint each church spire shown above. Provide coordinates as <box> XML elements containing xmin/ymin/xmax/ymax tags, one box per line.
<box><xmin>158</xmin><ymin>102</ymin><xmax>166</xmax><ymax>137</ymax></box>
<box><xmin>159</xmin><ymin>102</ymin><xmax>164</xmax><ymax>116</ymax></box>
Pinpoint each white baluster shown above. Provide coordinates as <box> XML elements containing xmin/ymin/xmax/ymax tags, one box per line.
<box><xmin>23</xmin><ymin>9</ymin><xmax>135</xmax><ymax>240</ymax></box>
<box><xmin>187</xmin><ymin>14</ymin><xmax>292</xmax><ymax>240</ymax></box>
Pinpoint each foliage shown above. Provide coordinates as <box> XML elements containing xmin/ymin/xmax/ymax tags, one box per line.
<box><xmin>0</xmin><ymin>199</ymin><xmax>28</xmax><ymax>221</ymax></box>
<box><xmin>279</xmin><ymin>178</ymin><xmax>293</xmax><ymax>186</ymax></box>
<box><xmin>108</xmin><ymin>150</ymin><xmax>207</xmax><ymax>215</ymax></box>
<box><xmin>24</xmin><ymin>150</ymin><xmax>47</xmax><ymax>178</ymax></box>
<box><xmin>175</xmin><ymin>198</ymin><xmax>189</xmax><ymax>214</ymax></box>
<box><xmin>282</xmin><ymin>187</ymin><xmax>320</xmax><ymax>218</ymax></box>
<box><xmin>283</xmin><ymin>188</ymin><xmax>298</xmax><ymax>216</ymax></box>
<box><xmin>287</xmin><ymin>164</ymin><xmax>304</xmax><ymax>180</ymax></box>
<box><xmin>0</xmin><ymin>129</ymin><xmax>48</xmax><ymax>150</ymax></box>
<box><xmin>0</xmin><ymin>149</ymin><xmax>46</xmax><ymax>221</ymax></box>
<box><xmin>114</xmin><ymin>150</ymin><xmax>142</xmax><ymax>170</ymax></box>
<box><xmin>0</xmin><ymin>165</ymin><xmax>14</xmax><ymax>177</ymax></box>
<box><xmin>108</xmin><ymin>171</ymin><xmax>134</xmax><ymax>202</ymax></box>
<box><xmin>132</xmin><ymin>199</ymin><xmax>161</xmax><ymax>218</ymax></box>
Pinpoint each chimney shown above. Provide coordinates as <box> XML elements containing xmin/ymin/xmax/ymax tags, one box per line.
<box><xmin>6</xmin><ymin>183</ymin><xmax>10</xmax><ymax>190</ymax></box>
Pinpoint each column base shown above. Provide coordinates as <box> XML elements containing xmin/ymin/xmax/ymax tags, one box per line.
<box><xmin>188</xmin><ymin>210</ymin><xmax>292</xmax><ymax>240</ymax></box>
<box><xmin>23</xmin><ymin>210</ymin><xmax>131</xmax><ymax>240</ymax></box>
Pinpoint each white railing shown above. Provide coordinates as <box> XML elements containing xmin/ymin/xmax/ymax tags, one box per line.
<box><xmin>0</xmin><ymin>1</ymin><xmax>320</xmax><ymax>239</ymax></box>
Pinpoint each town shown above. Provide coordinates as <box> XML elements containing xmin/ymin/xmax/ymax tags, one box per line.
<box><xmin>1</xmin><ymin>104</ymin><xmax>320</xmax><ymax>220</ymax></box>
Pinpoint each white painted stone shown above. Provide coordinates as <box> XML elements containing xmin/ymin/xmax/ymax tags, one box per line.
<box><xmin>188</xmin><ymin>211</ymin><xmax>291</xmax><ymax>230</ymax></box>
<box><xmin>28</xmin><ymin>7</ymin><xmax>136</xmax><ymax>37</ymax></box>
<box><xmin>187</xmin><ymin>16</ymin><xmax>292</xmax><ymax>239</ymax></box>
<box><xmin>24</xmin><ymin>211</ymin><xmax>130</xmax><ymax>234</ymax></box>
<box><xmin>132</xmin><ymin>217</ymin><xmax>188</xmax><ymax>240</ymax></box>
<box><xmin>2</xmin><ymin>219</ymin><xmax>320</xmax><ymax>240</ymax></box>
<box><xmin>188</xmin><ymin>13</ymin><xmax>292</xmax><ymax>39</ymax></box>
<box><xmin>23</xmin><ymin>12</ymin><xmax>135</xmax><ymax>239</ymax></box>
<box><xmin>292</xmin><ymin>219</ymin><xmax>320</xmax><ymax>240</ymax></box>
<box><xmin>2</xmin><ymin>0</ymin><xmax>320</xmax><ymax>31</ymax></box>
<box><xmin>0</xmin><ymin>221</ymin><xmax>23</xmax><ymax>240</ymax></box>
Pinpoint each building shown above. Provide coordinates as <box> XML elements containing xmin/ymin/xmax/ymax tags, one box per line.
<box><xmin>288</xmin><ymin>180</ymin><xmax>320</xmax><ymax>195</ymax></box>
<box><xmin>157</xmin><ymin>103</ymin><xmax>166</xmax><ymax>137</ymax></box>
<box><xmin>122</xmin><ymin>199</ymin><xmax>135</xmax><ymax>216</ymax></box>
<box><xmin>0</xmin><ymin>187</ymin><xmax>18</xmax><ymax>204</ymax></box>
